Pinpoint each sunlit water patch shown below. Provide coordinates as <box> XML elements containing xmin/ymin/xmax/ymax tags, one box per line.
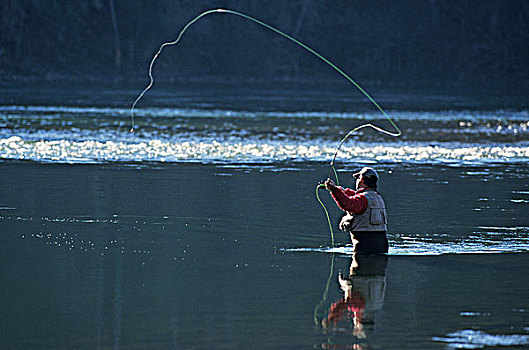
<box><xmin>284</xmin><ymin>228</ymin><xmax>529</xmax><ymax>256</ymax></box>
<box><xmin>432</xmin><ymin>329</ymin><xmax>529</xmax><ymax>349</ymax></box>
<box><xmin>2</xmin><ymin>213</ymin><xmax>214</xmax><ymax>259</ymax></box>
<box><xmin>1</xmin><ymin>105</ymin><xmax>528</xmax><ymax>165</ymax></box>
<box><xmin>1</xmin><ymin>136</ymin><xmax>528</xmax><ymax>165</ymax></box>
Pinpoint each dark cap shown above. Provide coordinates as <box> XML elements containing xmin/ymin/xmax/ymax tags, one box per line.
<box><xmin>352</xmin><ymin>167</ymin><xmax>379</xmax><ymax>182</ymax></box>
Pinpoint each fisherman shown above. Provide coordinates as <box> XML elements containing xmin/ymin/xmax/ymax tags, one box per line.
<box><xmin>324</xmin><ymin>167</ymin><xmax>388</xmax><ymax>253</ymax></box>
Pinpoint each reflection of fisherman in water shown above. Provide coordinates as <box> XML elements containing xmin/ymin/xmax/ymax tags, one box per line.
<box><xmin>322</xmin><ymin>254</ymin><xmax>388</xmax><ymax>341</ymax></box>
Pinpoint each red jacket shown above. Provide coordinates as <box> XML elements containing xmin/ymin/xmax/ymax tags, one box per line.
<box><xmin>326</xmin><ymin>292</ymin><xmax>366</xmax><ymax>325</ymax></box>
<box><xmin>330</xmin><ymin>187</ymin><xmax>369</xmax><ymax>215</ymax></box>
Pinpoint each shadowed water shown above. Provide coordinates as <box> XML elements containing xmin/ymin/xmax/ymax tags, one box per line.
<box><xmin>1</xmin><ymin>162</ymin><xmax>528</xmax><ymax>349</ymax></box>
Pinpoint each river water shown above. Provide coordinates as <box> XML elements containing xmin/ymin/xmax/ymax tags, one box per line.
<box><xmin>1</xmin><ymin>82</ymin><xmax>528</xmax><ymax>349</ymax></box>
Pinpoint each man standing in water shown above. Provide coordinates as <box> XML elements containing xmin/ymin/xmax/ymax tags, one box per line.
<box><xmin>324</xmin><ymin>167</ymin><xmax>388</xmax><ymax>253</ymax></box>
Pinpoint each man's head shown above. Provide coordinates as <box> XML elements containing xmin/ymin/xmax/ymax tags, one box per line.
<box><xmin>353</xmin><ymin>167</ymin><xmax>379</xmax><ymax>190</ymax></box>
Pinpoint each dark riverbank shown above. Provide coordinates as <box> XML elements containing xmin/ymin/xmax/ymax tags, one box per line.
<box><xmin>2</xmin><ymin>1</ymin><xmax>528</xmax><ymax>90</ymax></box>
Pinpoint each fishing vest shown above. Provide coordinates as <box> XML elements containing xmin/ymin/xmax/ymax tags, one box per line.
<box><xmin>350</xmin><ymin>190</ymin><xmax>388</xmax><ymax>232</ymax></box>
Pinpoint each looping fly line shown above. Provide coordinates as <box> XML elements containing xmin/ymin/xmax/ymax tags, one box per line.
<box><xmin>130</xmin><ymin>8</ymin><xmax>402</xmax><ymax>247</ymax></box>
<box><xmin>131</xmin><ymin>8</ymin><xmax>400</xmax><ymax>139</ymax></box>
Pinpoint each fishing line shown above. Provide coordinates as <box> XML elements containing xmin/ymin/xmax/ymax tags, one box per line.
<box><xmin>316</xmin><ymin>184</ymin><xmax>334</xmax><ymax>247</ymax></box>
<box><xmin>313</xmin><ymin>252</ymin><xmax>335</xmax><ymax>327</ymax></box>
<box><xmin>130</xmin><ymin>8</ymin><xmax>401</xmax><ymax>138</ymax></box>
<box><xmin>130</xmin><ymin>8</ymin><xmax>402</xmax><ymax>327</ymax></box>
<box><xmin>130</xmin><ymin>8</ymin><xmax>402</xmax><ymax>245</ymax></box>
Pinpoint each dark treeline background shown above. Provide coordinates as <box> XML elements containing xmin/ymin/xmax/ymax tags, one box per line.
<box><xmin>1</xmin><ymin>0</ymin><xmax>528</xmax><ymax>87</ymax></box>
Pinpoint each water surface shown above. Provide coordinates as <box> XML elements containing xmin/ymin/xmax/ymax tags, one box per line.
<box><xmin>1</xmin><ymin>82</ymin><xmax>528</xmax><ymax>165</ymax></box>
<box><xmin>2</xmin><ymin>162</ymin><xmax>528</xmax><ymax>349</ymax></box>
<box><xmin>1</xmin><ymin>83</ymin><xmax>528</xmax><ymax>348</ymax></box>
